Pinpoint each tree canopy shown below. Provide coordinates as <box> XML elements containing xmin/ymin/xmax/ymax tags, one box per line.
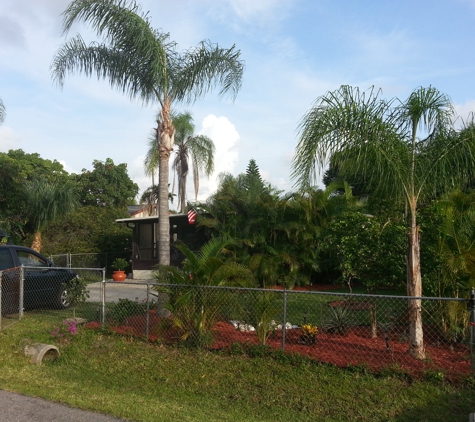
<box><xmin>72</xmin><ymin>158</ymin><xmax>138</xmax><ymax>208</ymax></box>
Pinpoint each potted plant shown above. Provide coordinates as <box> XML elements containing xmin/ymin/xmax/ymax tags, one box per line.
<box><xmin>111</xmin><ymin>258</ymin><xmax>128</xmax><ymax>282</ymax></box>
<box><xmin>299</xmin><ymin>324</ymin><xmax>318</xmax><ymax>345</ymax></box>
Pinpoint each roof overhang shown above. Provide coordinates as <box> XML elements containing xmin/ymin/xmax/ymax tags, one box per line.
<box><xmin>116</xmin><ymin>214</ymin><xmax>188</xmax><ymax>228</ymax></box>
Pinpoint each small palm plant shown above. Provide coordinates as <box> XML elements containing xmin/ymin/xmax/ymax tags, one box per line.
<box><xmin>323</xmin><ymin>306</ymin><xmax>352</xmax><ymax>336</ymax></box>
<box><xmin>111</xmin><ymin>258</ymin><xmax>128</xmax><ymax>271</ymax></box>
<box><xmin>153</xmin><ymin>237</ymin><xmax>255</xmax><ymax>348</ymax></box>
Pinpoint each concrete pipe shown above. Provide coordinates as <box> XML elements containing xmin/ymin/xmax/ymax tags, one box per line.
<box><xmin>24</xmin><ymin>344</ymin><xmax>60</xmax><ymax>365</ymax></box>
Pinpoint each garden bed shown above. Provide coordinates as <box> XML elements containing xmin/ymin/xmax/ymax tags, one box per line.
<box><xmin>86</xmin><ymin>311</ymin><xmax>472</xmax><ymax>382</ymax></box>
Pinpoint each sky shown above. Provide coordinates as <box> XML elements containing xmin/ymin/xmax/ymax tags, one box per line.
<box><xmin>1</xmin><ymin>0</ymin><xmax>475</xmax><ymax>209</ymax></box>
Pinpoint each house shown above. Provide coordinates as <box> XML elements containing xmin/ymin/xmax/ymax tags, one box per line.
<box><xmin>116</xmin><ymin>213</ymin><xmax>209</xmax><ymax>279</ymax></box>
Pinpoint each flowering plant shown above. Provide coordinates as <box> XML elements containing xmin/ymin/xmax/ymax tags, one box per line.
<box><xmin>51</xmin><ymin>319</ymin><xmax>78</xmax><ymax>338</ymax></box>
<box><xmin>301</xmin><ymin>324</ymin><xmax>318</xmax><ymax>336</ymax></box>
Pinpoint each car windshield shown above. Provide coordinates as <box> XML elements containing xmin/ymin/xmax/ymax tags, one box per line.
<box><xmin>16</xmin><ymin>250</ymin><xmax>48</xmax><ymax>267</ymax></box>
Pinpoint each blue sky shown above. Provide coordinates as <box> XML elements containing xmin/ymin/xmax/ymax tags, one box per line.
<box><xmin>1</xmin><ymin>0</ymin><xmax>475</xmax><ymax>208</ymax></box>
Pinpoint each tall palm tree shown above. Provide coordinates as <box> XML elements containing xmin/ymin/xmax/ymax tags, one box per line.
<box><xmin>25</xmin><ymin>180</ymin><xmax>78</xmax><ymax>252</ymax></box>
<box><xmin>172</xmin><ymin>112</ymin><xmax>215</xmax><ymax>213</ymax></box>
<box><xmin>51</xmin><ymin>0</ymin><xmax>244</xmax><ymax>265</ymax></box>
<box><xmin>291</xmin><ymin>85</ymin><xmax>475</xmax><ymax>359</ymax></box>
<box><xmin>0</xmin><ymin>97</ymin><xmax>5</xmax><ymax>124</ymax></box>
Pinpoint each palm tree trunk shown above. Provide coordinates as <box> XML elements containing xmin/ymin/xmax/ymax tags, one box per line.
<box><xmin>31</xmin><ymin>231</ymin><xmax>42</xmax><ymax>253</ymax></box>
<box><xmin>407</xmin><ymin>202</ymin><xmax>425</xmax><ymax>359</ymax></box>
<box><xmin>158</xmin><ymin>101</ymin><xmax>174</xmax><ymax>265</ymax></box>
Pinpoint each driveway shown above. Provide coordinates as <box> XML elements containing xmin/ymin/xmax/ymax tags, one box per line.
<box><xmin>86</xmin><ymin>280</ymin><xmax>154</xmax><ymax>303</ymax></box>
<box><xmin>0</xmin><ymin>390</ymin><xmax>127</xmax><ymax>421</ymax></box>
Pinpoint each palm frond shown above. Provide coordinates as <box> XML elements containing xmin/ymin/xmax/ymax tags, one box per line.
<box><xmin>170</xmin><ymin>40</ymin><xmax>244</xmax><ymax>104</ymax></box>
<box><xmin>0</xmin><ymin>97</ymin><xmax>5</xmax><ymax>124</ymax></box>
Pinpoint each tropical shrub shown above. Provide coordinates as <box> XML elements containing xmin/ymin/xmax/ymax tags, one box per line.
<box><xmin>153</xmin><ymin>237</ymin><xmax>255</xmax><ymax>348</ymax></box>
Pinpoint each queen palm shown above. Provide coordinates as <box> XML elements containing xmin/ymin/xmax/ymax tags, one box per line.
<box><xmin>171</xmin><ymin>112</ymin><xmax>215</xmax><ymax>213</ymax></box>
<box><xmin>291</xmin><ymin>85</ymin><xmax>475</xmax><ymax>359</ymax></box>
<box><xmin>51</xmin><ymin>0</ymin><xmax>244</xmax><ymax>265</ymax></box>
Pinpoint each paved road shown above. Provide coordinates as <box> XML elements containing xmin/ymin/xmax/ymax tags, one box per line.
<box><xmin>0</xmin><ymin>390</ymin><xmax>127</xmax><ymax>421</ymax></box>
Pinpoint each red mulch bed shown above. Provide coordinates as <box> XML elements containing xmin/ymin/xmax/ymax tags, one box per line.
<box><xmin>85</xmin><ymin>311</ymin><xmax>472</xmax><ymax>382</ymax></box>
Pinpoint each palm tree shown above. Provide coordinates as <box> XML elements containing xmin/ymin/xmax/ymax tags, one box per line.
<box><xmin>435</xmin><ymin>189</ymin><xmax>475</xmax><ymax>296</ymax></box>
<box><xmin>144</xmin><ymin>135</ymin><xmax>159</xmax><ymax>189</ymax></box>
<box><xmin>51</xmin><ymin>0</ymin><xmax>244</xmax><ymax>265</ymax></box>
<box><xmin>291</xmin><ymin>85</ymin><xmax>475</xmax><ymax>359</ymax></box>
<box><xmin>25</xmin><ymin>180</ymin><xmax>78</xmax><ymax>252</ymax></box>
<box><xmin>0</xmin><ymin>97</ymin><xmax>5</xmax><ymax>124</ymax></box>
<box><xmin>154</xmin><ymin>237</ymin><xmax>254</xmax><ymax>347</ymax></box>
<box><xmin>171</xmin><ymin>112</ymin><xmax>215</xmax><ymax>213</ymax></box>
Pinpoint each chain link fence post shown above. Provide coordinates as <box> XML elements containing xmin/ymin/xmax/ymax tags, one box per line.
<box><xmin>19</xmin><ymin>266</ymin><xmax>24</xmax><ymax>319</ymax></box>
<box><xmin>468</xmin><ymin>288</ymin><xmax>475</xmax><ymax>377</ymax></box>
<box><xmin>145</xmin><ymin>283</ymin><xmax>150</xmax><ymax>340</ymax></box>
<box><xmin>0</xmin><ymin>270</ymin><xmax>2</xmax><ymax>330</ymax></box>
<box><xmin>281</xmin><ymin>289</ymin><xmax>287</xmax><ymax>351</ymax></box>
<box><xmin>101</xmin><ymin>268</ymin><xmax>106</xmax><ymax>327</ymax></box>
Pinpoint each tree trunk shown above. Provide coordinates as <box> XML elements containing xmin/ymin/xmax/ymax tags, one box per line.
<box><xmin>407</xmin><ymin>209</ymin><xmax>425</xmax><ymax>359</ymax></box>
<box><xmin>31</xmin><ymin>231</ymin><xmax>42</xmax><ymax>253</ymax></box>
<box><xmin>157</xmin><ymin>101</ymin><xmax>175</xmax><ymax>266</ymax></box>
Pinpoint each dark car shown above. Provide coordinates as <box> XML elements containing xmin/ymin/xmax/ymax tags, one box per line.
<box><xmin>0</xmin><ymin>244</ymin><xmax>78</xmax><ymax>314</ymax></box>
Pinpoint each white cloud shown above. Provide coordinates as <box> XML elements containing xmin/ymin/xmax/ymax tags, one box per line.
<box><xmin>455</xmin><ymin>100</ymin><xmax>475</xmax><ymax>123</ymax></box>
<box><xmin>57</xmin><ymin>160</ymin><xmax>78</xmax><ymax>175</ymax></box>
<box><xmin>193</xmin><ymin>114</ymin><xmax>240</xmax><ymax>201</ymax></box>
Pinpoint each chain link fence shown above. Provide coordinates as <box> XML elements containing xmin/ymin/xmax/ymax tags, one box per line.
<box><xmin>84</xmin><ymin>282</ymin><xmax>474</xmax><ymax>380</ymax></box>
<box><xmin>2</xmin><ymin>272</ymin><xmax>474</xmax><ymax>380</ymax></box>
<box><xmin>0</xmin><ymin>266</ymin><xmax>105</xmax><ymax>327</ymax></box>
<box><xmin>49</xmin><ymin>252</ymin><xmax>131</xmax><ymax>273</ymax></box>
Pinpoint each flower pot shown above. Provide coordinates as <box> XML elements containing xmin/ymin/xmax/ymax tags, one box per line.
<box><xmin>112</xmin><ymin>270</ymin><xmax>126</xmax><ymax>282</ymax></box>
<box><xmin>299</xmin><ymin>334</ymin><xmax>317</xmax><ymax>345</ymax></box>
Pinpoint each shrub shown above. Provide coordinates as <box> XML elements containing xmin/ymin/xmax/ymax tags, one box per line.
<box><xmin>108</xmin><ymin>298</ymin><xmax>145</xmax><ymax>325</ymax></box>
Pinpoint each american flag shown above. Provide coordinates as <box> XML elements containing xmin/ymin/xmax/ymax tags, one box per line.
<box><xmin>187</xmin><ymin>208</ymin><xmax>197</xmax><ymax>224</ymax></box>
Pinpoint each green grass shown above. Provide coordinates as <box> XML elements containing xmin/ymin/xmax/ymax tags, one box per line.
<box><xmin>0</xmin><ymin>314</ymin><xmax>474</xmax><ymax>421</ymax></box>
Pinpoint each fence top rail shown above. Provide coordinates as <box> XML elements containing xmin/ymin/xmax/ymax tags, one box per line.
<box><xmin>21</xmin><ymin>266</ymin><xmax>105</xmax><ymax>272</ymax></box>
<box><xmin>121</xmin><ymin>282</ymin><xmax>468</xmax><ymax>302</ymax></box>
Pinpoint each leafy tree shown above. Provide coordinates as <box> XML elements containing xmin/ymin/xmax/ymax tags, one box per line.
<box><xmin>41</xmin><ymin>206</ymin><xmax>132</xmax><ymax>256</ymax></box>
<box><xmin>291</xmin><ymin>85</ymin><xmax>475</xmax><ymax>359</ymax></box>
<box><xmin>171</xmin><ymin>112</ymin><xmax>215</xmax><ymax>213</ymax></box>
<box><xmin>52</xmin><ymin>0</ymin><xmax>244</xmax><ymax>266</ymax></box>
<box><xmin>0</xmin><ymin>150</ymin><xmax>73</xmax><ymax>243</ymax></box>
<box><xmin>5</xmin><ymin>149</ymin><xmax>70</xmax><ymax>183</ymax></box>
<box><xmin>322</xmin><ymin>211</ymin><xmax>406</xmax><ymax>292</ymax></box>
<box><xmin>277</xmin><ymin>182</ymin><xmax>359</xmax><ymax>285</ymax></box>
<box><xmin>24</xmin><ymin>179</ymin><xmax>79</xmax><ymax>252</ymax></box>
<box><xmin>0</xmin><ymin>155</ymin><xmax>25</xmax><ymax>241</ymax></box>
<box><xmin>73</xmin><ymin>158</ymin><xmax>138</xmax><ymax>208</ymax></box>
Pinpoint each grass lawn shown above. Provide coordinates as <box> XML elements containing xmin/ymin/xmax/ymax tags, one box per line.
<box><xmin>0</xmin><ymin>313</ymin><xmax>474</xmax><ymax>421</ymax></box>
